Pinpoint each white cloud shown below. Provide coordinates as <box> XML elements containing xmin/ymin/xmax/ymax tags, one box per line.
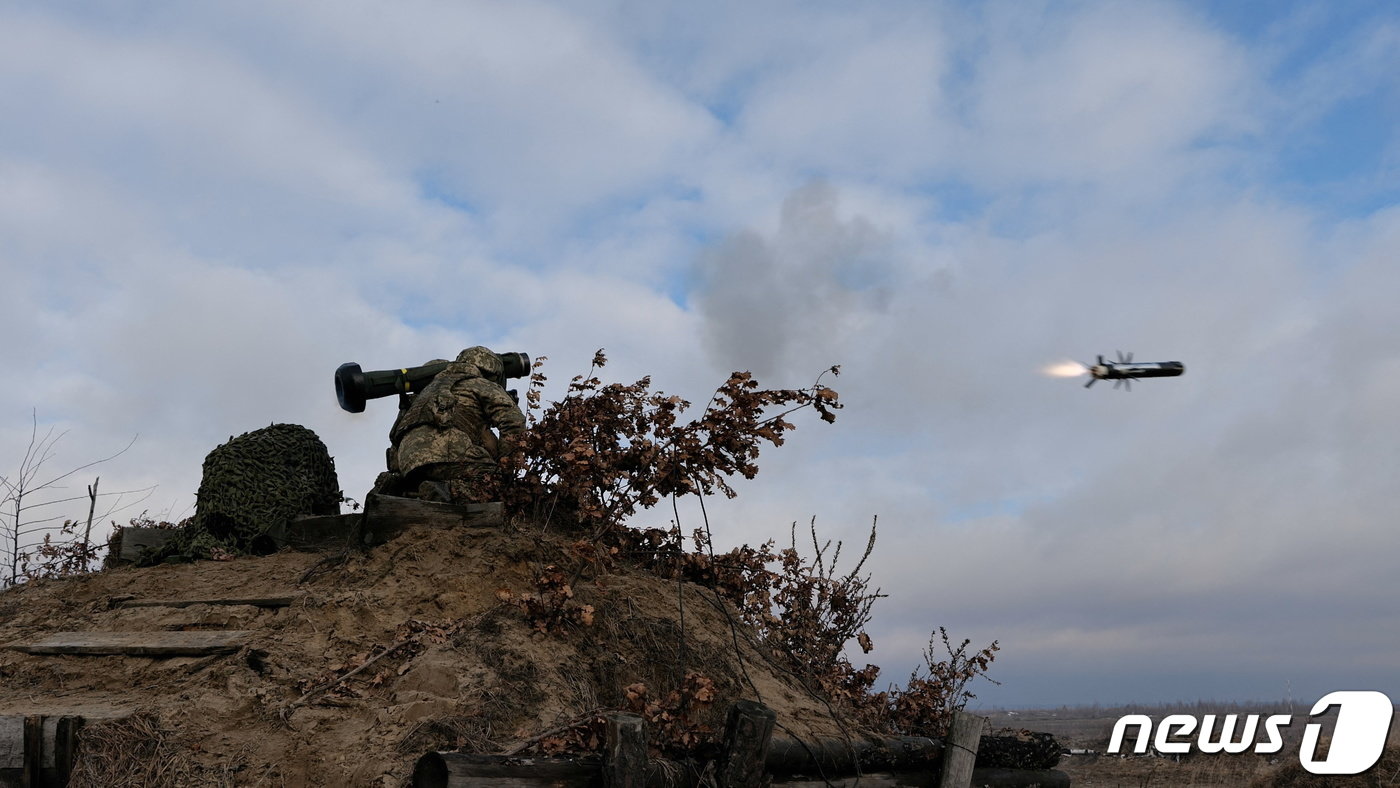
<box><xmin>954</xmin><ymin>1</ymin><xmax>1258</xmax><ymax>187</ymax></box>
<box><xmin>736</xmin><ymin>24</ymin><xmax>952</xmax><ymax>178</ymax></box>
<box><xmin>228</xmin><ymin>0</ymin><xmax>722</xmax><ymax>235</ymax></box>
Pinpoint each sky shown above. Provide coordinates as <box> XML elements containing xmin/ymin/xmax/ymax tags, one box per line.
<box><xmin>1</xmin><ymin>0</ymin><xmax>1398</xmax><ymax>708</ymax></box>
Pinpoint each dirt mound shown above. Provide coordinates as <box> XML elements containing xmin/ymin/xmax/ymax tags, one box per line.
<box><xmin>0</xmin><ymin>518</ymin><xmax>848</xmax><ymax>787</ymax></box>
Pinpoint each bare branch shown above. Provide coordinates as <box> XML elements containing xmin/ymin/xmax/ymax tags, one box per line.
<box><xmin>30</xmin><ymin>434</ymin><xmax>139</xmax><ymax>493</ymax></box>
<box><xmin>1</xmin><ymin>413</ymin><xmax>142</xmax><ymax>586</ymax></box>
<box><xmin>17</xmin><ymin>485</ymin><xmax>157</xmax><ymax>511</ymax></box>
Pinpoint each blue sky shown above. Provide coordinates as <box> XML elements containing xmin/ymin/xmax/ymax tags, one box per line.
<box><xmin>2</xmin><ymin>0</ymin><xmax>1398</xmax><ymax>708</ymax></box>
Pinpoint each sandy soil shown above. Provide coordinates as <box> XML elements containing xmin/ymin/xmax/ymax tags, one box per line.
<box><xmin>0</xmin><ymin>520</ymin><xmax>848</xmax><ymax>786</ymax></box>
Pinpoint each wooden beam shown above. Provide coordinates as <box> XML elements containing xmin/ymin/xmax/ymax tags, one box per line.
<box><xmin>939</xmin><ymin>711</ymin><xmax>983</xmax><ymax>788</ymax></box>
<box><xmin>0</xmin><ymin>716</ymin><xmax>21</xmax><ymax>772</ymax></box>
<box><xmin>765</xmin><ymin>735</ymin><xmax>942</xmax><ymax>776</ymax></box>
<box><xmin>603</xmin><ymin>713</ymin><xmax>646</xmax><ymax>788</ymax></box>
<box><xmin>405</xmin><ymin>751</ymin><xmax>1066</xmax><ymax>788</ymax></box>
<box><xmin>22</xmin><ymin>715</ymin><xmax>41</xmax><ymax>788</ymax></box>
<box><xmin>54</xmin><ymin>716</ymin><xmax>83</xmax><ymax>786</ymax></box>
<box><xmin>2</xmin><ymin>713</ymin><xmax>135</xmax><ymax>787</ymax></box>
<box><xmin>773</xmin><ymin>774</ymin><xmax>932</xmax><ymax>787</ymax></box>
<box><xmin>411</xmin><ymin>752</ymin><xmax>597</xmax><ymax>788</ymax></box>
<box><xmin>772</xmin><ymin>771</ymin><xmax>1068</xmax><ymax>788</ymax></box>
<box><xmin>362</xmin><ymin>495</ymin><xmax>504</xmax><ymax>546</ymax></box>
<box><xmin>265</xmin><ymin>514</ymin><xmax>361</xmax><ymax>551</ymax></box>
<box><xmin>116</xmin><ymin>596</ymin><xmax>299</xmax><ymax>609</ymax></box>
<box><xmin>968</xmin><ymin>768</ymin><xmax>1071</xmax><ymax>787</ymax></box>
<box><xmin>111</xmin><ymin>527</ymin><xmax>180</xmax><ymax>565</ymax></box>
<box><xmin>716</xmin><ymin>700</ymin><xmax>777</xmax><ymax>788</ymax></box>
<box><xmin>7</xmin><ymin>630</ymin><xmax>252</xmax><ymax>657</ymax></box>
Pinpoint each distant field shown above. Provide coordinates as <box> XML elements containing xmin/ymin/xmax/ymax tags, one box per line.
<box><xmin>978</xmin><ymin>700</ymin><xmax>1322</xmax><ymax>748</ymax></box>
<box><xmin>975</xmin><ymin>702</ymin><xmax>1400</xmax><ymax>788</ymax></box>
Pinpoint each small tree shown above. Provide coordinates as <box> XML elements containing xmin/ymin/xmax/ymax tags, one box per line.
<box><xmin>0</xmin><ymin>412</ymin><xmax>151</xmax><ymax>586</ymax></box>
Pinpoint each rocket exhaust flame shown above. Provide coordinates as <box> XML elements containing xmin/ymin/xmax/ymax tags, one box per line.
<box><xmin>1042</xmin><ymin>361</ymin><xmax>1088</xmax><ymax>378</ymax></box>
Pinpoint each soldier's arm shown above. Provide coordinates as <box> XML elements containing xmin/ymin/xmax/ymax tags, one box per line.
<box><xmin>468</xmin><ymin>379</ymin><xmax>526</xmax><ymax>438</ymax></box>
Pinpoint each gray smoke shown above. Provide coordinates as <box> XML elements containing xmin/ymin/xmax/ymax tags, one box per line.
<box><xmin>693</xmin><ymin>182</ymin><xmax>893</xmax><ymax>376</ymax></box>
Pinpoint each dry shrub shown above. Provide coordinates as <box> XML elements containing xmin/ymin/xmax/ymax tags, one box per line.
<box><xmin>20</xmin><ymin>518</ymin><xmax>105</xmax><ymax>580</ymax></box>
<box><xmin>500</xmin><ymin>350</ymin><xmax>840</xmax><ymax>535</ymax></box>
<box><xmin>488</xmin><ymin>353</ymin><xmax>998</xmax><ymax>749</ymax></box>
<box><xmin>398</xmin><ymin>714</ymin><xmax>501</xmax><ymax>755</ymax></box>
<box><xmin>879</xmin><ymin>628</ymin><xmax>1001</xmax><ymax>738</ymax></box>
<box><xmin>68</xmin><ymin>713</ymin><xmax>195</xmax><ymax>788</ymax></box>
<box><xmin>495</xmin><ymin>564</ymin><xmax>596</xmax><ymax>632</ymax></box>
<box><xmin>634</xmin><ymin>519</ymin><xmax>887</xmax><ymax>710</ymax></box>
<box><xmin>623</xmin><ymin>672</ymin><xmax>720</xmax><ymax>755</ymax></box>
<box><xmin>616</xmin><ymin>520</ymin><xmax>999</xmax><ymax>739</ymax></box>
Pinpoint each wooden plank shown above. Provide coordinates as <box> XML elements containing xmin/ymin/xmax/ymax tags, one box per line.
<box><xmin>2</xmin><ymin>714</ymin><xmax>128</xmax><ymax>788</ymax></box>
<box><xmin>411</xmin><ymin>752</ymin><xmax>596</xmax><ymax>788</ymax></box>
<box><xmin>54</xmin><ymin>716</ymin><xmax>82</xmax><ymax>785</ymax></box>
<box><xmin>265</xmin><ymin>514</ymin><xmax>360</xmax><ymax>552</ymax></box>
<box><xmin>940</xmin><ymin>711</ymin><xmax>984</xmax><ymax>788</ymax></box>
<box><xmin>968</xmin><ymin>768</ymin><xmax>1071</xmax><ymax>788</ymax></box>
<box><xmin>7</xmin><ymin>630</ymin><xmax>252</xmax><ymax>657</ymax></box>
<box><xmin>778</xmin><ymin>771</ymin><xmax>1076</xmax><ymax>788</ymax></box>
<box><xmin>362</xmin><ymin>495</ymin><xmax>503</xmax><ymax>546</ymax></box>
<box><xmin>717</xmin><ymin>700</ymin><xmax>777</xmax><ymax>788</ymax></box>
<box><xmin>113</xmin><ymin>527</ymin><xmax>180</xmax><ymax>564</ymax></box>
<box><xmin>603</xmin><ymin>713</ymin><xmax>645</xmax><ymax>788</ymax></box>
<box><xmin>766</xmin><ymin>735</ymin><xmax>942</xmax><ymax>776</ymax></box>
<box><xmin>116</xmin><ymin>596</ymin><xmax>299</xmax><ymax>609</ymax></box>
<box><xmin>22</xmin><ymin>716</ymin><xmax>40</xmax><ymax>788</ymax></box>
<box><xmin>0</xmin><ymin>716</ymin><xmax>21</xmax><ymax>770</ymax></box>
<box><xmin>406</xmin><ymin>752</ymin><xmax>1061</xmax><ymax>788</ymax></box>
<box><xmin>774</xmin><ymin>774</ymin><xmax>932</xmax><ymax>787</ymax></box>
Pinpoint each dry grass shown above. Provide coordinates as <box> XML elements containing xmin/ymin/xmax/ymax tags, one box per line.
<box><xmin>68</xmin><ymin>713</ymin><xmax>196</xmax><ymax>788</ymax></box>
<box><xmin>1031</xmin><ymin>704</ymin><xmax>1400</xmax><ymax>788</ymax></box>
<box><xmin>1247</xmin><ymin>744</ymin><xmax>1400</xmax><ymax>787</ymax></box>
<box><xmin>1060</xmin><ymin>751</ymin><xmax>1276</xmax><ymax>787</ymax></box>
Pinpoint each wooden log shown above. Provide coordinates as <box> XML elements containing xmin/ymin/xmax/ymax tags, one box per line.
<box><xmin>54</xmin><ymin>716</ymin><xmax>82</xmax><ymax>787</ymax></box>
<box><xmin>265</xmin><ymin>514</ymin><xmax>361</xmax><ymax>552</ymax></box>
<box><xmin>362</xmin><ymin>495</ymin><xmax>504</xmax><ymax>546</ymax></box>
<box><xmin>406</xmin><ymin>749</ymin><xmax>1063</xmax><ymax>788</ymax></box>
<box><xmin>412</xmin><ymin>752</ymin><xmax>597</xmax><ymax>788</ymax></box>
<box><xmin>765</xmin><ymin>735</ymin><xmax>942</xmax><ymax>776</ymax></box>
<box><xmin>2</xmin><ymin>713</ymin><xmax>129</xmax><ymax>788</ymax></box>
<box><xmin>772</xmin><ymin>770</ymin><xmax>1067</xmax><ymax>788</ymax></box>
<box><xmin>773</xmin><ymin>774</ymin><xmax>933</xmax><ymax>787</ymax></box>
<box><xmin>22</xmin><ymin>716</ymin><xmax>40</xmax><ymax>788</ymax></box>
<box><xmin>116</xmin><ymin>596</ymin><xmax>299</xmax><ymax>609</ymax></box>
<box><xmin>716</xmin><ymin>700</ymin><xmax>777</xmax><ymax>788</ymax></box>
<box><xmin>111</xmin><ymin>527</ymin><xmax>180</xmax><ymax>565</ymax></box>
<box><xmin>7</xmin><ymin>630</ymin><xmax>252</xmax><ymax>657</ymax></box>
<box><xmin>940</xmin><ymin>712</ymin><xmax>984</xmax><ymax>788</ymax></box>
<box><xmin>0</xmin><ymin>717</ymin><xmax>21</xmax><ymax>774</ymax></box>
<box><xmin>603</xmin><ymin>713</ymin><xmax>646</xmax><ymax>788</ymax></box>
<box><xmin>968</xmin><ymin>768</ymin><xmax>1071</xmax><ymax>788</ymax></box>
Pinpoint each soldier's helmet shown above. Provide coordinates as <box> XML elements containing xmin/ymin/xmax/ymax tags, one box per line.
<box><xmin>457</xmin><ymin>346</ymin><xmax>505</xmax><ymax>386</ymax></box>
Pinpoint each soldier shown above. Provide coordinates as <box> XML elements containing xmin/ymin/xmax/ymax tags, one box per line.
<box><xmin>380</xmin><ymin>346</ymin><xmax>526</xmax><ymax>503</ymax></box>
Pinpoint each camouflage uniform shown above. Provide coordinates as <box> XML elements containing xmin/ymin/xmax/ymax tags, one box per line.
<box><xmin>384</xmin><ymin>346</ymin><xmax>525</xmax><ymax>502</ymax></box>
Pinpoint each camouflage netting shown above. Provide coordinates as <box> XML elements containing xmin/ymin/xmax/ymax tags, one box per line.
<box><xmin>976</xmin><ymin>729</ymin><xmax>1063</xmax><ymax>770</ymax></box>
<box><xmin>146</xmin><ymin>424</ymin><xmax>341</xmax><ymax>563</ymax></box>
